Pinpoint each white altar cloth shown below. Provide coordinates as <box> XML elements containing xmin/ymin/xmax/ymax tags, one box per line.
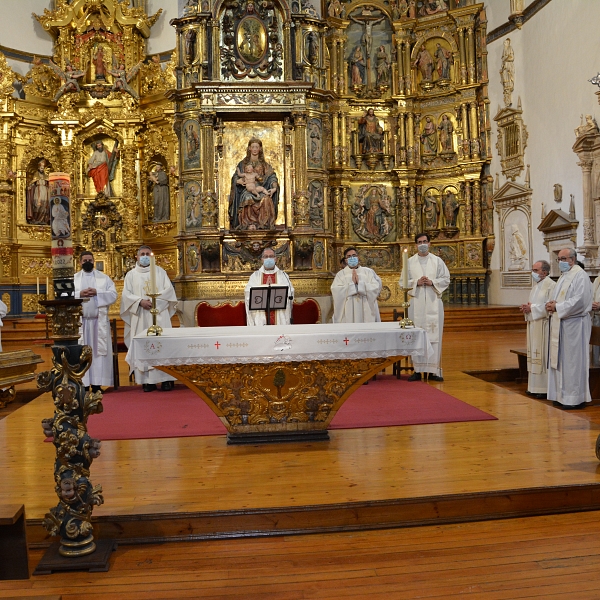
<box><xmin>127</xmin><ymin>322</ymin><xmax>433</xmax><ymax>370</ymax></box>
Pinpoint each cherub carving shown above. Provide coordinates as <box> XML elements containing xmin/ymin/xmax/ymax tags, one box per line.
<box><xmin>108</xmin><ymin>59</ymin><xmax>143</xmax><ymax>100</ymax></box>
<box><xmin>48</xmin><ymin>59</ymin><xmax>85</xmax><ymax>102</ymax></box>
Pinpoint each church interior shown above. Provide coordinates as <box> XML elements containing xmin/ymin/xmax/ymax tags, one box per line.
<box><xmin>3</xmin><ymin>0</ymin><xmax>600</xmax><ymax>596</ymax></box>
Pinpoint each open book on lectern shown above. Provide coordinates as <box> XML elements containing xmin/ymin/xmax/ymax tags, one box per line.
<box><xmin>248</xmin><ymin>286</ymin><xmax>289</xmax><ymax>311</ymax></box>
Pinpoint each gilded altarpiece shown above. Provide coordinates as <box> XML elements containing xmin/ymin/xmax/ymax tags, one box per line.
<box><xmin>0</xmin><ymin>0</ymin><xmax>492</xmax><ymax>316</ymax></box>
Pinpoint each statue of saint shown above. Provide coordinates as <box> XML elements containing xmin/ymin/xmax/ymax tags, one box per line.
<box><xmin>228</xmin><ymin>138</ymin><xmax>279</xmax><ymax>230</ymax></box>
<box><xmin>508</xmin><ymin>224</ymin><xmax>527</xmax><ymax>270</ymax></box>
<box><xmin>26</xmin><ymin>159</ymin><xmax>50</xmax><ymax>225</ymax></box>
<box><xmin>413</xmin><ymin>45</ymin><xmax>433</xmax><ymax>82</ymax></box>
<box><xmin>149</xmin><ymin>164</ymin><xmax>170</xmax><ymax>222</ymax></box>
<box><xmin>435</xmin><ymin>43</ymin><xmax>452</xmax><ymax>80</ymax></box>
<box><xmin>375</xmin><ymin>45</ymin><xmax>390</xmax><ymax>86</ymax></box>
<box><xmin>443</xmin><ymin>190</ymin><xmax>459</xmax><ymax>228</ymax></box>
<box><xmin>350</xmin><ymin>46</ymin><xmax>366</xmax><ymax>86</ymax></box>
<box><xmin>87</xmin><ymin>140</ymin><xmax>119</xmax><ymax>197</ymax></box>
<box><xmin>358</xmin><ymin>108</ymin><xmax>384</xmax><ymax>154</ymax></box>
<box><xmin>423</xmin><ymin>191</ymin><xmax>439</xmax><ymax>230</ymax></box>
<box><xmin>438</xmin><ymin>115</ymin><xmax>454</xmax><ymax>153</ymax></box>
<box><xmin>421</xmin><ymin>117</ymin><xmax>438</xmax><ymax>154</ymax></box>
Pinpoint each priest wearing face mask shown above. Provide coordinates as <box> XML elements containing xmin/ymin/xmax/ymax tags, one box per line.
<box><xmin>245</xmin><ymin>247</ymin><xmax>294</xmax><ymax>326</ymax></box>
<box><xmin>74</xmin><ymin>251</ymin><xmax>118</xmax><ymax>393</ymax></box>
<box><xmin>120</xmin><ymin>245</ymin><xmax>178</xmax><ymax>391</ymax></box>
<box><xmin>403</xmin><ymin>232</ymin><xmax>450</xmax><ymax>382</ymax></box>
<box><xmin>519</xmin><ymin>260</ymin><xmax>555</xmax><ymax>399</ymax></box>
<box><xmin>331</xmin><ymin>247</ymin><xmax>382</xmax><ymax>323</ymax></box>
<box><xmin>545</xmin><ymin>248</ymin><xmax>593</xmax><ymax>409</ymax></box>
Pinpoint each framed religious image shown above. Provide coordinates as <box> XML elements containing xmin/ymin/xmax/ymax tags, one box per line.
<box><xmin>95</xmin><ymin>260</ymin><xmax>105</xmax><ymax>272</ymax></box>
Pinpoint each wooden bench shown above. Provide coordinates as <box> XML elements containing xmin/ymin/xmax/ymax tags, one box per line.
<box><xmin>509</xmin><ymin>348</ymin><xmax>528</xmax><ymax>383</ymax></box>
<box><xmin>0</xmin><ymin>504</ymin><xmax>29</xmax><ymax>580</ymax></box>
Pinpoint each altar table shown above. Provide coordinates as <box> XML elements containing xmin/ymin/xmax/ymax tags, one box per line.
<box><xmin>127</xmin><ymin>322</ymin><xmax>432</xmax><ymax>443</ymax></box>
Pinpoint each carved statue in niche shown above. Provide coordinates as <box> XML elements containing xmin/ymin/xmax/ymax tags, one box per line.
<box><xmin>423</xmin><ymin>189</ymin><xmax>440</xmax><ymax>230</ymax></box>
<box><xmin>26</xmin><ymin>158</ymin><xmax>51</xmax><ymax>225</ymax></box>
<box><xmin>183</xmin><ymin>0</ymin><xmax>199</xmax><ymax>16</ymax></box>
<box><xmin>500</xmin><ymin>38</ymin><xmax>514</xmax><ymax>107</ymax></box>
<box><xmin>443</xmin><ymin>189</ymin><xmax>459</xmax><ymax>228</ymax></box>
<box><xmin>228</xmin><ymin>138</ymin><xmax>279</xmax><ymax>230</ymax></box>
<box><xmin>358</xmin><ymin>108</ymin><xmax>384</xmax><ymax>154</ymax></box>
<box><xmin>108</xmin><ymin>60</ymin><xmax>142</xmax><ymax>100</ymax></box>
<box><xmin>575</xmin><ymin>114</ymin><xmax>599</xmax><ymax>138</ymax></box>
<box><xmin>308</xmin><ymin>118</ymin><xmax>323</xmax><ymax>167</ymax></box>
<box><xmin>187</xmin><ymin>243</ymin><xmax>200</xmax><ymax>272</ymax></box>
<box><xmin>92</xmin><ymin>230</ymin><xmax>106</xmax><ymax>252</ymax></box>
<box><xmin>306</xmin><ymin>32</ymin><xmax>319</xmax><ymax>65</ymax></box>
<box><xmin>352</xmin><ymin>185</ymin><xmax>393</xmax><ymax>242</ymax></box>
<box><xmin>93</xmin><ymin>45</ymin><xmax>108</xmax><ymax>81</ymax></box>
<box><xmin>419</xmin><ymin>0</ymin><xmax>448</xmax><ymax>16</ymax></box>
<box><xmin>375</xmin><ymin>45</ymin><xmax>390</xmax><ymax>86</ymax></box>
<box><xmin>327</xmin><ymin>0</ymin><xmax>344</xmax><ymax>18</ymax></box>
<box><xmin>308</xmin><ymin>180</ymin><xmax>324</xmax><ymax>228</ymax></box>
<box><xmin>350</xmin><ymin>45</ymin><xmax>366</xmax><ymax>86</ymax></box>
<box><xmin>48</xmin><ymin>59</ymin><xmax>85</xmax><ymax>102</ymax></box>
<box><xmin>87</xmin><ymin>140</ymin><xmax>120</xmax><ymax>197</ymax></box>
<box><xmin>508</xmin><ymin>223</ymin><xmax>527</xmax><ymax>270</ymax></box>
<box><xmin>434</xmin><ymin>43</ymin><xmax>453</xmax><ymax>80</ymax></box>
<box><xmin>421</xmin><ymin>117</ymin><xmax>438</xmax><ymax>154</ymax></box>
<box><xmin>148</xmin><ymin>163</ymin><xmax>170</xmax><ymax>222</ymax></box>
<box><xmin>438</xmin><ymin>114</ymin><xmax>454</xmax><ymax>153</ymax></box>
<box><xmin>185</xmin><ymin>182</ymin><xmax>202</xmax><ymax>228</ymax></box>
<box><xmin>413</xmin><ymin>45</ymin><xmax>434</xmax><ymax>82</ymax></box>
<box><xmin>184</xmin><ymin>28</ymin><xmax>197</xmax><ymax>64</ymax></box>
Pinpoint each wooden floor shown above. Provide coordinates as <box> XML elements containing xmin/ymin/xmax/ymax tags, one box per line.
<box><xmin>3</xmin><ymin>328</ymin><xmax>600</xmax><ymax>597</ymax></box>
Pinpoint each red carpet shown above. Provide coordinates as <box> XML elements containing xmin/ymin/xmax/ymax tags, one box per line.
<box><xmin>81</xmin><ymin>376</ymin><xmax>495</xmax><ymax>441</ymax></box>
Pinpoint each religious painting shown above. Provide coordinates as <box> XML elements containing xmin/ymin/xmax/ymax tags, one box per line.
<box><xmin>351</xmin><ymin>184</ymin><xmax>394</xmax><ymax>243</ymax></box>
<box><xmin>307</xmin><ymin>118</ymin><xmax>323</xmax><ymax>168</ymax></box>
<box><xmin>237</xmin><ymin>16</ymin><xmax>268</xmax><ymax>64</ymax></box>
<box><xmin>182</xmin><ymin>119</ymin><xmax>200</xmax><ymax>170</ymax></box>
<box><xmin>26</xmin><ymin>158</ymin><xmax>51</xmax><ymax>225</ymax></box>
<box><xmin>417</xmin><ymin>1</ymin><xmax>449</xmax><ymax>18</ymax></box>
<box><xmin>412</xmin><ymin>38</ymin><xmax>455</xmax><ymax>91</ymax></box>
<box><xmin>432</xmin><ymin>245</ymin><xmax>456</xmax><ymax>268</ymax></box>
<box><xmin>219</xmin><ymin>121</ymin><xmax>284</xmax><ymax>230</ymax></box>
<box><xmin>184</xmin><ymin>181</ymin><xmax>202</xmax><ymax>229</ymax></box>
<box><xmin>314</xmin><ymin>241</ymin><xmax>325</xmax><ymax>269</ymax></box>
<box><xmin>308</xmin><ymin>180</ymin><xmax>324</xmax><ymax>229</ymax></box>
<box><xmin>346</xmin><ymin>7</ymin><xmax>392</xmax><ymax>95</ymax></box>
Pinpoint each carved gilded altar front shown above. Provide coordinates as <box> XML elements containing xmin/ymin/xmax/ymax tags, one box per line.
<box><xmin>0</xmin><ymin>0</ymin><xmax>492</xmax><ymax>316</ymax></box>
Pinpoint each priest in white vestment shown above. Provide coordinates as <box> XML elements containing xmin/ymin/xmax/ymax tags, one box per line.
<box><xmin>245</xmin><ymin>247</ymin><xmax>294</xmax><ymax>326</ymax></box>
<box><xmin>121</xmin><ymin>245</ymin><xmax>178</xmax><ymax>391</ymax></box>
<box><xmin>74</xmin><ymin>251</ymin><xmax>118</xmax><ymax>392</ymax></box>
<box><xmin>545</xmin><ymin>248</ymin><xmax>593</xmax><ymax>409</ymax></box>
<box><xmin>591</xmin><ymin>275</ymin><xmax>600</xmax><ymax>365</ymax></box>
<box><xmin>519</xmin><ymin>260</ymin><xmax>555</xmax><ymax>398</ymax></box>
<box><xmin>0</xmin><ymin>297</ymin><xmax>7</xmax><ymax>352</ymax></box>
<box><xmin>331</xmin><ymin>247</ymin><xmax>382</xmax><ymax>323</ymax></box>
<box><xmin>402</xmin><ymin>232</ymin><xmax>450</xmax><ymax>382</ymax></box>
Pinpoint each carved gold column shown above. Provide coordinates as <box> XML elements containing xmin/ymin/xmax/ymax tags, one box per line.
<box><xmin>458</xmin><ymin>28</ymin><xmax>467</xmax><ymax>85</ymax></box>
<box><xmin>340</xmin><ymin>110</ymin><xmax>348</xmax><ymax>167</ymax></box>
<box><xmin>341</xmin><ymin>186</ymin><xmax>349</xmax><ymax>239</ymax></box>
<box><xmin>284</xmin><ymin>21</ymin><xmax>293</xmax><ymax>81</ymax></box>
<box><xmin>466</xmin><ymin>26</ymin><xmax>475</xmax><ymax>85</ymax></box>
<box><xmin>404</xmin><ymin>43</ymin><xmax>412</xmax><ymax>95</ymax></box>
<box><xmin>333</xmin><ymin>187</ymin><xmax>342</xmax><ymax>237</ymax></box>
<box><xmin>293</xmin><ymin>111</ymin><xmax>308</xmax><ymax>193</ymax></box>
<box><xmin>120</xmin><ymin>142</ymin><xmax>140</xmax><ymax>242</ymax></box>
<box><xmin>408</xmin><ymin>186</ymin><xmax>416</xmax><ymax>239</ymax></box>
<box><xmin>461</xmin><ymin>103</ymin><xmax>469</xmax><ymax>159</ymax></box>
<box><xmin>199</xmin><ymin>113</ymin><xmax>215</xmax><ymax>191</ymax></box>
<box><xmin>211</xmin><ymin>20</ymin><xmax>220</xmax><ymax>78</ymax></box>
<box><xmin>463</xmin><ymin>181</ymin><xmax>472</xmax><ymax>235</ymax></box>
<box><xmin>407</xmin><ymin>112</ymin><xmax>415</xmax><ymax>166</ymax></box>
<box><xmin>398</xmin><ymin>113</ymin><xmax>406</xmax><ymax>165</ymax></box>
<box><xmin>473</xmin><ymin>180</ymin><xmax>482</xmax><ymax>236</ymax></box>
<box><xmin>400</xmin><ymin>186</ymin><xmax>408</xmax><ymax>240</ymax></box>
<box><xmin>469</xmin><ymin>102</ymin><xmax>480</xmax><ymax>159</ymax></box>
<box><xmin>396</xmin><ymin>39</ymin><xmax>405</xmax><ymax>95</ymax></box>
<box><xmin>338</xmin><ymin>39</ymin><xmax>346</xmax><ymax>94</ymax></box>
<box><xmin>332</xmin><ymin>112</ymin><xmax>340</xmax><ymax>168</ymax></box>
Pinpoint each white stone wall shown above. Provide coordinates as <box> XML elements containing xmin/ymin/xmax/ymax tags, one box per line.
<box><xmin>486</xmin><ymin>0</ymin><xmax>600</xmax><ymax>304</ymax></box>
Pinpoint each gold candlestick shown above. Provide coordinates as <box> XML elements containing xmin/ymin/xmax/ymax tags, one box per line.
<box><xmin>146</xmin><ymin>292</ymin><xmax>163</xmax><ymax>336</ymax></box>
<box><xmin>398</xmin><ymin>286</ymin><xmax>414</xmax><ymax>328</ymax></box>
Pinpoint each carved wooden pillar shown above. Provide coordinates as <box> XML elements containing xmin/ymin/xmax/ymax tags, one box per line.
<box><xmin>396</xmin><ymin>40</ymin><xmax>405</xmax><ymax>95</ymax></box>
<box><xmin>332</xmin><ymin>112</ymin><xmax>339</xmax><ymax>167</ymax></box>
<box><xmin>407</xmin><ymin>112</ymin><xmax>415</xmax><ymax>166</ymax></box>
<box><xmin>333</xmin><ymin>187</ymin><xmax>342</xmax><ymax>237</ymax></box>
<box><xmin>463</xmin><ymin>181</ymin><xmax>472</xmax><ymax>235</ymax></box>
<box><xmin>211</xmin><ymin>20</ymin><xmax>220</xmax><ymax>79</ymax></box>
<box><xmin>339</xmin><ymin>39</ymin><xmax>347</xmax><ymax>95</ymax></box>
<box><xmin>199</xmin><ymin>113</ymin><xmax>215</xmax><ymax>191</ymax></box>
<box><xmin>461</xmin><ymin>103</ymin><xmax>469</xmax><ymax>158</ymax></box>
<box><xmin>473</xmin><ymin>179</ymin><xmax>482</xmax><ymax>236</ymax></box>
<box><xmin>398</xmin><ymin>113</ymin><xmax>406</xmax><ymax>165</ymax></box>
<box><xmin>399</xmin><ymin>186</ymin><xmax>408</xmax><ymax>240</ymax></box>
<box><xmin>458</xmin><ymin>28</ymin><xmax>467</xmax><ymax>85</ymax></box>
<box><xmin>408</xmin><ymin>186</ymin><xmax>416</xmax><ymax>239</ymax></box>
<box><xmin>341</xmin><ymin>186</ymin><xmax>350</xmax><ymax>238</ymax></box>
<box><xmin>466</xmin><ymin>27</ymin><xmax>475</xmax><ymax>84</ymax></box>
<box><xmin>293</xmin><ymin>111</ymin><xmax>308</xmax><ymax>192</ymax></box>
<box><xmin>404</xmin><ymin>43</ymin><xmax>412</xmax><ymax>95</ymax></box>
<box><xmin>284</xmin><ymin>21</ymin><xmax>293</xmax><ymax>81</ymax></box>
<box><xmin>580</xmin><ymin>159</ymin><xmax>595</xmax><ymax>246</ymax></box>
<box><xmin>469</xmin><ymin>102</ymin><xmax>480</xmax><ymax>159</ymax></box>
<box><xmin>340</xmin><ymin>111</ymin><xmax>348</xmax><ymax>166</ymax></box>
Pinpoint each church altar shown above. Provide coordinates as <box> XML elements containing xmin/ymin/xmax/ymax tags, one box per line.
<box><xmin>127</xmin><ymin>323</ymin><xmax>432</xmax><ymax>443</ymax></box>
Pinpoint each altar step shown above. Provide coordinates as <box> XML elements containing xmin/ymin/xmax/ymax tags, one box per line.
<box><xmin>381</xmin><ymin>305</ymin><xmax>526</xmax><ymax>332</ymax></box>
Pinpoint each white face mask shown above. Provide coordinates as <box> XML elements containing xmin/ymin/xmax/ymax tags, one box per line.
<box><xmin>558</xmin><ymin>260</ymin><xmax>571</xmax><ymax>273</ymax></box>
<box><xmin>263</xmin><ymin>257</ymin><xmax>276</xmax><ymax>270</ymax></box>
<box><xmin>531</xmin><ymin>271</ymin><xmax>541</xmax><ymax>282</ymax></box>
<box><xmin>139</xmin><ymin>255</ymin><xmax>151</xmax><ymax>267</ymax></box>
<box><xmin>417</xmin><ymin>243</ymin><xmax>429</xmax><ymax>254</ymax></box>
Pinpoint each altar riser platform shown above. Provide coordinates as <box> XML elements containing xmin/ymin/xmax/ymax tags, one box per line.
<box><xmin>24</xmin><ymin>483</ymin><xmax>600</xmax><ymax>548</ymax></box>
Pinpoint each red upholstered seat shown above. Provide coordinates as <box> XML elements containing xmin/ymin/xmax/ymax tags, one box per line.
<box><xmin>292</xmin><ymin>298</ymin><xmax>321</xmax><ymax>324</ymax></box>
<box><xmin>196</xmin><ymin>301</ymin><xmax>247</xmax><ymax>327</ymax></box>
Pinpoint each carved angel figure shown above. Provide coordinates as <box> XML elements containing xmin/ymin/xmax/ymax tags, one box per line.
<box><xmin>108</xmin><ymin>60</ymin><xmax>142</xmax><ymax>100</ymax></box>
<box><xmin>48</xmin><ymin>60</ymin><xmax>85</xmax><ymax>102</ymax></box>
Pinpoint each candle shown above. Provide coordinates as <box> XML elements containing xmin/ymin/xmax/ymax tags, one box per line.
<box><xmin>46</xmin><ymin>277</ymin><xmax>49</xmax><ymax>297</ymax></box>
<box><xmin>402</xmin><ymin>249</ymin><xmax>409</xmax><ymax>289</ymax></box>
<box><xmin>36</xmin><ymin>277</ymin><xmax>40</xmax><ymax>295</ymax></box>
<box><xmin>149</xmin><ymin>253</ymin><xmax>157</xmax><ymax>295</ymax></box>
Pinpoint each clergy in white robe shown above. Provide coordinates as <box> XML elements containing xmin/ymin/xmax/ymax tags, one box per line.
<box><xmin>245</xmin><ymin>248</ymin><xmax>294</xmax><ymax>326</ymax></box>
<box><xmin>0</xmin><ymin>298</ymin><xmax>7</xmax><ymax>352</ymax></box>
<box><xmin>331</xmin><ymin>247</ymin><xmax>382</xmax><ymax>323</ymax></box>
<box><xmin>591</xmin><ymin>275</ymin><xmax>600</xmax><ymax>365</ymax></box>
<box><xmin>402</xmin><ymin>233</ymin><xmax>450</xmax><ymax>381</ymax></box>
<box><xmin>121</xmin><ymin>245</ymin><xmax>178</xmax><ymax>391</ymax></box>
<box><xmin>545</xmin><ymin>248</ymin><xmax>593</xmax><ymax>409</ymax></box>
<box><xmin>74</xmin><ymin>251</ymin><xmax>118</xmax><ymax>392</ymax></box>
<box><xmin>519</xmin><ymin>260</ymin><xmax>555</xmax><ymax>397</ymax></box>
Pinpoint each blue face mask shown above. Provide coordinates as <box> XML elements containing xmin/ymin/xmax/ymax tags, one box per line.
<box><xmin>139</xmin><ymin>255</ymin><xmax>151</xmax><ymax>267</ymax></box>
<box><xmin>347</xmin><ymin>256</ymin><xmax>359</xmax><ymax>268</ymax></box>
<box><xmin>263</xmin><ymin>257</ymin><xmax>276</xmax><ymax>270</ymax></box>
<box><xmin>558</xmin><ymin>260</ymin><xmax>571</xmax><ymax>273</ymax></box>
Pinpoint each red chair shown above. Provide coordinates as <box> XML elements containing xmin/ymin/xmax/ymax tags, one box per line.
<box><xmin>196</xmin><ymin>301</ymin><xmax>247</xmax><ymax>327</ymax></box>
<box><xmin>292</xmin><ymin>298</ymin><xmax>321</xmax><ymax>324</ymax></box>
